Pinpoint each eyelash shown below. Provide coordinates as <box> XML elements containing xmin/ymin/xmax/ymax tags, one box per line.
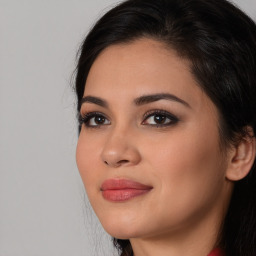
<box><xmin>78</xmin><ymin>112</ymin><xmax>110</xmax><ymax>129</ymax></box>
<box><xmin>142</xmin><ymin>109</ymin><xmax>179</xmax><ymax>127</ymax></box>
<box><xmin>79</xmin><ymin>110</ymin><xmax>179</xmax><ymax>129</ymax></box>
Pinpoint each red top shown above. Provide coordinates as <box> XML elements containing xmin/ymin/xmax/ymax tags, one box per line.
<box><xmin>208</xmin><ymin>248</ymin><xmax>225</xmax><ymax>256</ymax></box>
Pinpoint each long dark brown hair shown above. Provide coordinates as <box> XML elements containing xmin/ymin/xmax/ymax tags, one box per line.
<box><xmin>74</xmin><ymin>1</ymin><xmax>256</xmax><ymax>255</ymax></box>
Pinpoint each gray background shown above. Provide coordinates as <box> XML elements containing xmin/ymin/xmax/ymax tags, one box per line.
<box><xmin>0</xmin><ymin>1</ymin><xmax>255</xmax><ymax>256</ymax></box>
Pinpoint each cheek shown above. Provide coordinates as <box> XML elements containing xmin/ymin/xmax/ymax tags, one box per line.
<box><xmin>76</xmin><ymin>133</ymin><xmax>101</xmax><ymax>191</ymax></box>
<box><xmin>145</xmin><ymin>125</ymin><xmax>222</xmax><ymax>174</ymax></box>
<box><xmin>143</xmin><ymin>126</ymin><xmax>226</xmax><ymax>218</ymax></box>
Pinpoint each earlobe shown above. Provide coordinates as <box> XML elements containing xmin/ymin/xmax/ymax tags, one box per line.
<box><xmin>226</xmin><ymin>130</ymin><xmax>256</xmax><ymax>181</ymax></box>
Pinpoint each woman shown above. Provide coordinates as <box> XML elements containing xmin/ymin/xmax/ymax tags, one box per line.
<box><xmin>75</xmin><ymin>0</ymin><xmax>256</xmax><ymax>255</ymax></box>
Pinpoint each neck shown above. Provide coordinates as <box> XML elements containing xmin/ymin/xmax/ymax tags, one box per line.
<box><xmin>130</xmin><ymin>202</ymin><xmax>225</xmax><ymax>256</ymax></box>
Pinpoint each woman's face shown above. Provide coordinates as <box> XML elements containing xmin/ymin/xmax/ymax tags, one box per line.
<box><xmin>76</xmin><ymin>39</ymin><xmax>232</xmax><ymax>241</ymax></box>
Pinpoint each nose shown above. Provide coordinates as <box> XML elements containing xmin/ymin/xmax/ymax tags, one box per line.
<box><xmin>100</xmin><ymin>131</ymin><xmax>141</xmax><ymax>168</ymax></box>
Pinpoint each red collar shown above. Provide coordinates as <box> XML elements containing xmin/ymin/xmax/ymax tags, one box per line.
<box><xmin>208</xmin><ymin>248</ymin><xmax>225</xmax><ymax>256</ymax></box>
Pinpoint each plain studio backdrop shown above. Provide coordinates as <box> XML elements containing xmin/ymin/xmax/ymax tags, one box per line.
<box><xmin>0</xmin><ymin>1</ymin><xmax>255</xmax><ymax>256</ymax></box>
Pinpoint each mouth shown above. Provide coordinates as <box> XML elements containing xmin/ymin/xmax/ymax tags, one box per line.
<box><xmin>100</xmin><ymin>178</ymin><xmax>153</xmax><ymax>202</ymax></box>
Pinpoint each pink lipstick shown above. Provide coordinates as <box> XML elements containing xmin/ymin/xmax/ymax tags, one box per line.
<box><xmin>101</xmin><ymin>179</ymin><xmax>152</xmax><ymax>202</ymax></box>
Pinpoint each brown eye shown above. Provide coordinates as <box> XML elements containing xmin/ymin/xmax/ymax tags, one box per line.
<box><xmin>80</xmin><ymin>112</ymin><xmax>111</xmax><ymax>128</ymax></box>
<box><xmin>144</xmin><ymin>114</ymin><xmax>171</xmax><ymax>125</ymax></box>
<box><xmin>142</xmin><ymin>110</ymin><xmax>179</xmax><ymax>127</ymax></box>
<box><xmin>94</xmin><ymin>115</ymin><xmax>106</xmax><ymax>125</ymax></box>
<box><xmin>88</xmin><ymin>115</ymin><xmax>110</xmax><ymax>126</ymax></box>
<box><xmin>153</xmin><ymin>114</ymin><xmax>168</xmax><ymax>124</ymax></box>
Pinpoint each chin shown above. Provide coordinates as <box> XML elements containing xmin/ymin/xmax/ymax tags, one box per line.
<box><xmin>97</xmin><ymin>213</ymin><xmax>144</xmax><ymax>239</ymax></box>
<box><xmin>102</xmin><ymin>223</ymin><xmax>137</xmax><ymax>239</ymax></box>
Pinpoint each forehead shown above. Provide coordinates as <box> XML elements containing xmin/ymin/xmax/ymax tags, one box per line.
<box><xmin>85</xmin><ymin>38</ymin><xmax>191</xmax><ymax>91</ymax></box>
<box><xmin>84</xmin><ymin>38</ymin><xmax>215</xmax><ymax>113</ymax></box>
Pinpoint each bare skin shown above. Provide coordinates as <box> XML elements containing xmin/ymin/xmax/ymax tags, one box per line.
<box><xmin>76</xmin><ymin>38</ymin><xmax>255</xmax><ymax>256</ymax></box>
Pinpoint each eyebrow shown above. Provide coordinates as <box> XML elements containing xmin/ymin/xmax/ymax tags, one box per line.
<box><xmin>80</xmin><ymin>93</ymin><xmax>190</xmax><ymax>109</ymax></box>
<box><xmin>80</xmin><ymin>96</ymin><xmax>109</xmax><ymax>108</ymax></box>
<box><xmin>134</xmin><ymin>93</ymin><xmax>190</xmax><ymax>108</ymax></box>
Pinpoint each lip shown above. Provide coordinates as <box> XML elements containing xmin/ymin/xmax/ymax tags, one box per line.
<box><xmin>100</xmin><ymin>179</ymin><xmax>153</xmax><ymax>202</ymax></box>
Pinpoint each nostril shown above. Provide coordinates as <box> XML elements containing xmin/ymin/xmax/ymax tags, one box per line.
<box><xmin>117</xmin><ymin>160</ymin><xmax>129</xmax><ymax>165</ymax></box>
<box><xmin>103</xmin><ymin>159</ymin><xmax>129</xmax><ymax>167</ymax></box>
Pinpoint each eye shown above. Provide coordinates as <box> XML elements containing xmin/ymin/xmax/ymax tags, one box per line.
<box><xmin>142</xmin><ymin>110</ymin><xmax>178</xmax><ymax>127</ymax></box>
<box><xmin>79</xmin><ymin>112</ymin><xmax>110</xmax><ymax>128</ymax></box>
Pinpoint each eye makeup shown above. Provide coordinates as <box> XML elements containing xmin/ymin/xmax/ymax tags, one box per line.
<box><xmin>142</xmin><ymin>109</ymin><xmax>179</xmax><ymax>127</ymax></box>
<box><xmin>79</xmin><ymin>108</ymin><xmax>179</xmax><ymax>130</ymax></box>
<box><xmin>79</xmin><ymin>111</ymin><xmax>110</xmax><ymax>129</ymax></box>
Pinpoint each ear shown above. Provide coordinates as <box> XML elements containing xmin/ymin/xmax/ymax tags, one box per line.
<box><xmin>226</xmin><ymin>129</ymin><xmax>256</xmax><ymax>181</ymax></box>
